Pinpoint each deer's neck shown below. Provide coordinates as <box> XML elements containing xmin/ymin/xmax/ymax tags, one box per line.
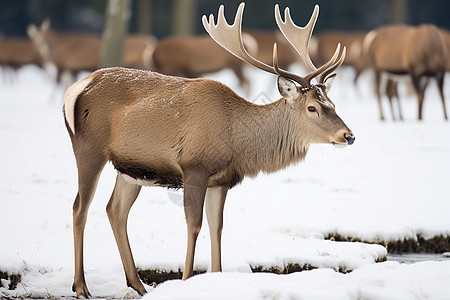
<box><xmin>232</xmin><ymin>99</ymin><xmax>309</xmax><ymax>177</ymax></box>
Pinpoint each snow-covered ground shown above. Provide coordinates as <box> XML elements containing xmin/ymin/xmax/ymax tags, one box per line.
<box><xmin>0</xmin><ymin>65</ymin><xmax>449</xmax><ymax>299</ymax></box>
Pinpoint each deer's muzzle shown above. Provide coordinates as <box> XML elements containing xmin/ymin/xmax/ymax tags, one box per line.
<box><xmin>344</xmin><ymin>134</ymin><xmax>355</xmax><ymax>145</ymax></box>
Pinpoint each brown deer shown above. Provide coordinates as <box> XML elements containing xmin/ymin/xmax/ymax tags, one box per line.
<box><xmin>245</xmin><ymin>30</ymin><xmax>300</xmax><ymax>69</ymax></box>
<box><xmin>27</xmin><ymin>21</ymin><xmax>155</xmax><ymax>84</ymax></box>
<box><xmin>27</xmin><ymin>20</ymin><xmax>102</xmax><ymax>83</ymax></box>
<box><xmin>0</xmin><ymin>36</ymin><xmax>42</xmax><ymax>81</ymax></box>
<box><xmin>364</xmin><ymin>24</ymin><xmax>448</xmax><ymax>120</ymax></box>
<box><xmin>312</xmin><ymin>30</ymin><xmax>369</xmax><ymax>85</ymax></box>
<box><xmin>440</xmin><ymin>28</ymin><xmax>450</xmax><ymax>71</ymax></box>
<box><xmin>0</xmin><ymin>36</ymin><xmax>42</xmax><ymax>69</ymax></box>
<box><xmin>64</xmin><ymin>3</ymin><xmax>354</xmax><ymax>297</ymax></box>
<box><xmin>124</xmin><ymin>33</ymin><xmax>158</xmax><ymax>70</ymax></box>
<box><xmin>151</xmin><ymin>33</ymin><xmax>257</xmax><ymax>95</ymax></box>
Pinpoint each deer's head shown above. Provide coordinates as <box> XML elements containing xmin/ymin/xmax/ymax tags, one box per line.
<box><xmin>27</xmin><ymin>19</ymin><xmax>52</xmax><ymax>62</ymax></box>
<box><xmin>203</xmin><ymin>3</ymin><xmax>355</xmax><ymax>147</ymax></box>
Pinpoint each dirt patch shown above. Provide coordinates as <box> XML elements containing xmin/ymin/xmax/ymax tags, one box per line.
<box><xmin>138</xmin><ymin>269</ymin><xmax>206</xmax><ymax>286</ymax></box>
<box><xmin>0</xmin><ymin>270</ymin><xmax>21</xmax><ymax>290</ymax></box>
<box><xmin>325</xmin><ymin>233</ymin><xmax>450</xmax><ymax>254</ymax></box>
<box><xmin>138</xmin><ymin>255</ymin><xmax>386</xmax><ymax>285</ymax></box>
<box><xmin>250</xmin><ymin>263</ymin><xmax>317</xmax><ymax>274</ymax></box>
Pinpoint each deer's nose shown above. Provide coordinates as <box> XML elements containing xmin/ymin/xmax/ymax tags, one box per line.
<box><xmin>344</xmin><ymin>134</ymin><xmax>355</xmax><ymax>145</ymax></box>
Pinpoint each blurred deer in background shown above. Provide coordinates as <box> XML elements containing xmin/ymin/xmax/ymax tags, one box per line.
<box><xmin>27</xmin><ymin>20</ymin><xmax>155</xmax><ymax>89</ymax></box>
<box><xmin>440</xmin><ymin>28</ymin><xmax>450</xmax><ymax>72</ymax></box>
<box><xmin>64</xmin><ymin>3</ymin><xmax>354</xmax><ymax>297</ymax></box>
<box><xmin>27</xmin><ymin>20</ymin><xmax>102</xmax><ymax>87</ymax></box>
<box><xmin>312</xmin><ymin>30</ymin><xmax>369</xmax><ymax>85</ymax></box>
<box><xmin>364</xmin><ymin>24</ymin><xmax>448</xmax><ymax>120</ymax></box>
<box><xmin>0</xmin><ymin>36</ymin><xmax>43</xmax><ymax>82</ymax></box>
<box><xmin>124</xmin><ymin>33</ymin><xmax>158</xmax><ymax>70</ymax></box>
<box><xmin>151</xmin><ymin>33</ymin><xmax>257</xmax><ymax>95</ymax></box>
<box><xmin>245</xmin><ymin>30</ymin><xmax>300</xmax><ymax>69</ymax></box>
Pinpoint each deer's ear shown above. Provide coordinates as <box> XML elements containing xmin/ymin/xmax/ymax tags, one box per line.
<box><xmin>27</xmin><ymin>24</ymin><xmax>37</xmax><ymax>38</ymax></box>
<box><xmin>324</xmin><ymin>73</ymin><xmax>336</xmax><ymax>93</ymax></box>
<box><xmin>41</xmin><ymin>19</ymin><xmax>51</xmax><ymax>31</ymax></box>
<box><xmin>277</xmin><ymin>76</ymin><xmax>299</xmax><ymax>103</ymax></box>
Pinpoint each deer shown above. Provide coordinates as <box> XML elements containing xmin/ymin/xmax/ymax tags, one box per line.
<box><xmin>440</xmin><ymin>28</ymin><xmax>450</xmax><ymax>71</ymax></box>
<box><xmin>27</xmin><ymin>20</ymin><xmax>102</xmax><ymax>84</ymax></box>
<box><xmin>27</xmin><ymin>21</ymin><xmax>155</xmax><ymax>87</ymax></box>
<box><xmin>0</xmin><ymin>36</ymin><xmax>42</xmax><ymax>82</ymax></box>
<box><xmin>245</xmin><ymin>30</ymin><xmax>300</xmax><ymax>69</ymax></box>
<box><xmin>64</xmin><ymin>3</ymin><xmax>354</xmax><ymax>297</ymax></box>
<box><xmin>312</xmin><ymin>30</ymin><xmax>369</xmax><ymax>85</ymax></box>
<box><xmin>151</xmin><ymin>33</ymin><xmax>257</xmax><ymax>96</ymax></box>
<box><xmin>364</xmin><ymin>24</ymin><xmax>448</xmax><ymax>121</ymax></box>
<box><xmin>124</xmin><ymin>33</ymin><xmax>158</xmax><ymax>70</ymax></box>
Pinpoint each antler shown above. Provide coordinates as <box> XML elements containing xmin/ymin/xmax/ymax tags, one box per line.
<box><xmin>202</xmin><ymin>3</ymin><xmax>345</xmax><ymax>88</ymax></box>
<box><xmin>275</xmin><ymin>4</ymin><xmax>346</xmax><ymax>84</ymax></box>
<box><xmin>202</xmin><ymin>3</ymin><xmax>311</xmax><ymax>87</ymax></box>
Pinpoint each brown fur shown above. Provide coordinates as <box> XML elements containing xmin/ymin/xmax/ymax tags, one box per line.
<box><xmin>440</xmin><ymin>28</ymin><xmax>450</xmax><ymax>71</ymax></box>
<box><xmin>312</xmin><ymin>30</ymin><xmax>369</xmax><ymax>84</ymax></box>
<box><xmin>65</xmin><ymin>67</ymin><xmax>353</xmax><ymax>297</ymax></box>
<box><xmin>246</xmin><ymin>30</ymin><xmax>299</xmax><ymax>69</ymax></box>
<box><xmin>68</xmin><ymin>68</ymin><xmax>342</xmax><ymax>188</ymax></box>
<box><xmin>365</xmin><ymin>24</ymin><xmax>448</xmax><ymax>120</ymax></box>
<box><xmin>0</xmin><ymin>36</ymin><xmax>42</xmax><ymax>83</ymax></box>
<box><xmin>151</xmin><ymin>34</ymin><xmax>251</xmax><ymax>92</ymax></box>
<box><xmin>0</xmin><ymin>36</ymin><xmax>42</xmax><ymax>69</ymax></box>
<box><xmin>27</xmin><ymin>21</ymin><xmax>154</xmax><ymax>81</ymax></box>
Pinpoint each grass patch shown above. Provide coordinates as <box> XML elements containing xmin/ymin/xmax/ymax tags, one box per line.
<box><xmin>325</xmin><ymin>233</ymin><xmax>450</xmax><ymax>254</ymax></box>
<box><xmin>138</xmin><ymin>269</ymin><xmax>206</xmax><ymax>286</ymax></box>
<box><xmin>0</xmin><ymin>270</ymin><xmax>21</xmax><ymax>290</ymax></box>
<box><xmin>250</xmin><ymin>263</ymin><xmax>317</xmax><ymax>274</ymax></box>
<box><xmin>138</xmin><ymin>258</ymin><xmax>382</xmax><ymax>285</ymax></box>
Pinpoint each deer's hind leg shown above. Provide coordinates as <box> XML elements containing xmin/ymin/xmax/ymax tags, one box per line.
<box><xmin>106</xmin><ymin>173</ymin><xmax>146</xmax><ymax>296</ymax></box>
<box><xmin>374</xmin><ymin>71</ymin><xmax>385</xmax><ymax>121</ymax></box>
<box><xmin>205</xmin><ymin>186</ymin><xmax>228</xmax><ymax>272</ymax></box>
<box><xmin>182</xmin><ymin>169</ymin><xmax>209</xmax><ymax>280</ymax></box>
<box><xmin>72</xmin><ymin>152</ymin><xmax>107</xmax><ymax>298</ymax></box>
<box><xmin>436</xmin><ymin>72</ymin><xmax>448</xmax><ymax>120</ymax></box>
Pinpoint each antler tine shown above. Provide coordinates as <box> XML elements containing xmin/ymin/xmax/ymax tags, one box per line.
<box><xmin>202</xmin><ymin>2</ymin><xmax>277</xmax><ymax>75</ymax></box>
<box><xmin>273</xmin><ymin>42</ymin><xmax>310</xmax><ymax>87</ymax></box>
<box><xmin>275</xmin><ymin>4</ymin><xmax>319</xmax><ymax>72</ymax></box>
<box><xmin>276</xmin><ymin>4</ymin><xmax>346</xmax><ymax>85</ymax></box>
<box><xmin>303</xmin><ymin>43</ymin><xmax>342</xmax><ymax>84</ymax></box>
<box><xmin>318</xmin><ymin>46</ymin><xmax>346</xmax><ymax>83</ymax></box>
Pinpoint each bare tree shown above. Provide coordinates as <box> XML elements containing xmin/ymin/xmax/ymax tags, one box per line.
<box><xmin>171</xmin><ymin>0</ymin><xmax>198</xmax><ymax>36</ymax></box>
<box><xmin>137</xmin><ymin>0</ymin><xmax>152</xmax><ymax>34</ymax></box>
<box><xmin>101</xmin><ymin>0</ymin><xmax>132</xmax><ymax>67</ymax></box>
<box><xmin>389</xmin><ymin>0</ymin><xmax>408</xmax><ymax>24</ymax></box>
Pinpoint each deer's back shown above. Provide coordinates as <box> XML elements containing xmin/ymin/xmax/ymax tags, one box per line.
<box><xmin>68</xmin><ymin>67</ymin><xmax>239</xmax><ymax>185</ymax></box>
<box><xmin>369</xmin><ymin>25</ymin><xmax>447</xmax><ymax>75</ymax></box>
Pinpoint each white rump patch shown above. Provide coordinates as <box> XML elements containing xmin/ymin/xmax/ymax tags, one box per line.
<box><xmin>362</xmin><ymin>29</ymin><xmax>377</xmax><ymax>55</ymax></box>
<box><xmin>64</xmin><ymin>75</ymin><xmax>93</xmax><ymax>134</ymax></box>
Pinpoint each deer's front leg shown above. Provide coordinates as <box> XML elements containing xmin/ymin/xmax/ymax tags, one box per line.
<box><xmin>182</xmin><ymin>170</ymin><xmax>208</xmax><ymax>280</ymax></box>
<box><xmin>205</xmin><ymin>186</ymin><xmax>228</xmax><ymax>272</ymax></box>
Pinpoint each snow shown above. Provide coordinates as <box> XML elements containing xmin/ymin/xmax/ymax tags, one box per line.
<box><xmin>144</xmin><ymin>261</ymin><xmax>450</xmax><ymax>300</ymax></box>
<box><xmin>0</xmin><ymin>65</ymin><xmax>449</xmax><ymax>299</ymax></box>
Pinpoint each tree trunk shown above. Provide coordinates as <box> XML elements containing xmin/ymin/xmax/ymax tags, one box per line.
<box><xmin>137</xmin><ymin>0</ymin><xmax>152</xmax><ymax>34</ymax></box>
<box><xmin>101</xmin><ymin>0</ymin><xmax>132</xmax><ymax>68</ymax></box>
<box><xmin>171</xmin><ymin>0</ymin><xmax>198</xmax><ymax>36</ymax></box>
<box><xmin>389</xmin><ymin>0</ymin><xmax>407</xmax><ymax>24</ymax></box>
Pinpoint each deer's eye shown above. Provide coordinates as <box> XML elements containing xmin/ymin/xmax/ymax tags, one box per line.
<box><xmin>308</xmin><ymin>106</ymin><xmax>316</xmax><ymax>112</ymax></box>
